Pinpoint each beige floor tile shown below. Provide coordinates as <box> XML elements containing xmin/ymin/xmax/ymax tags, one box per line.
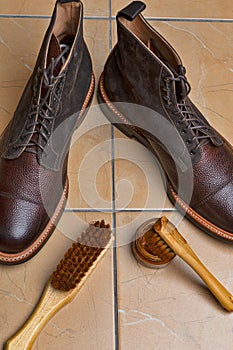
<box><xmin>1</xmin><ymin>1</ymin><xmax>233</xmax><ymax>349</ymax></box>
<box><xmin>116</xmin><ymin>212</ymin><xmax>233</xmax><ymax>350</ymax></box>
<box><xmin>149</xmin><ymin>21</ymin><xmax>233</xmax><ymax>144</ymax></box>
<box><xmin>0</xmin><ymin>0</ymin><xmax>109</xmax><ymax>16</ymax></box>
<box><xmin>0</xmin><ymin>212</ymin><xmax>115</xmax><ymax>350</ymax></box>
<box><xmin>0</xmin><ymin>18</ymin><xmax>50</xmax><ymax>131</ymax></box>
<box><xmin>84</xmin><ymin>19</ymin><xmax>110</xmax><ymax>80</ymax></box>
<box><xmin>112</xmin><ymin>20</ymin><xmax>233</xmax><ymax>143</ymax></box>
<box><xmin>82</xmin><ymin>0</ymin><xmax>109</xmax><ymax>17</ymax></box>
<box><xmin>112</xmin><ymin>0</ymin><xmax>233</xmax><ymax>19</ymax></box>
<box><xmin>0</xmin><ymin>0</ymin><xmax>54</xmax><ymax>15</ymax></box>
<box><xmin>113</xmin><ymin>128</ymin><xmax>173</xmax><ymax>210</ymax></box>
<box><xmin>67</xmin><ymin>20</ymin><xmax>112</xmax><ymax>209</ymax></box>
<box><xmin>67</xmin><ymin>109</ymin><xmax>112</xmax><ymax>209</ymax></box>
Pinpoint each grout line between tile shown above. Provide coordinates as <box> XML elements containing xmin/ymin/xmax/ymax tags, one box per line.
<box><xmin>142</xmin><ymin>17</ymin><xmax>233</xmax><ymax>22</ymax></box>
<box><xmin>112</xmin><ymin>217</ymin><xmax>119</xmax><ymax>350</ymax></box>
<box><xmin>111</xmin><ymin>125</ymin><xmax>119</xmax><ymax>350</ymax></box>
<box><xmin>0</xmin><ymin>14</ymin><xmax>51</xmax><ymax>19</ymax></box>
<box><xmin>0</xmin><ymin>15</ymin><xmax>110</xmax><ymax>20</ymax></box>
<box><xmin>108</xmin><ymin>2</ymin><xmax>119</xmax><ymax>348</ymax></box>
<box><xmin>64</xmin><ymin>208</ymin><xmax>177</xmax><ymax>212</ymax></box>
<box><xmin>109</xmin><ymin>0</ymin><xmax>113</xmax><ymax>51</ymax></box>
<box><xmin>64</xmin><ymin>208</ymin><xmax>113</xmax><ymax>213</ymax></box>
<box><xmin>0</xmin><ymin>14</ymin><xmax>232</xmax><ymax>22</ymax></box>
<box><xmin>115</xmin><ymin>208</ymin><xmax>177</xmax><ymax>212</ymax></box>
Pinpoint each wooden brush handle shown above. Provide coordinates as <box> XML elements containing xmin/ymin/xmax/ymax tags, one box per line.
<box><xmin>155</xmin><ymin>217</ymin><xmax>233</xmax><ymax>312</ymax></box>
<box><xmin>178</xmin><ymin>245</ymin><xmax>233</xmax><ymax>312</ymax></box>
<box><xmin>5</xmin><ymin>235</ymin><xmax>113</xmax><ymax>350</ymax></box>
<box><xmin>5</xmin><ymin>282</ymin><xmax>76</xmax><ymax>350</ymax></box>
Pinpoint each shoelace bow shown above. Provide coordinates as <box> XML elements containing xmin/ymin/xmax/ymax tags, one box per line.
<box><xmin>16</xmin><ymin>46</ymin><xmax>69</xmax><ymax>155</ymax></box>
<box><xmin>163</xmin><ymin>65</ymin><xmax>218</xmax><ymax>145</ymax></box>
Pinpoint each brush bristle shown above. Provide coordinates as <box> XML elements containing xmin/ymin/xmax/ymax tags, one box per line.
<box><xmin>141</xmin><ymin>227</ymin><xmax>175</xmax><ymax>263</ymax></box>
<box><xmin>133</xmin><ymin>219</ymin><xmax>176</xmax><ymax>268</ymax></box>
<box><xmin>51</xmin><ymin>220</ymin><xmax>112</xmax><ymax>291</ymax></box>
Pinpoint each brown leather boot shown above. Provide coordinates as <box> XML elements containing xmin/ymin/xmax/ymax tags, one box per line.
<box><xmin>98</xmin><ymin>1</ymin><xmax>233</xmax><ymax>241</ymax></box>
<box><xmin>0</xmin><ymin>0</ymin><xmax>94</xmax><ymax>264</ymax></box>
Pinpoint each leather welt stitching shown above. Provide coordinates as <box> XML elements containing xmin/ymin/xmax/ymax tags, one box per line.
<box><xmin>0</xmin><ymin>191</ymin><xmax>42</xmax><ymax>206</ymax></box>
<box><xmin>169</xmin><ymin>183</ymin><xmax>233</xmax><ymax>240</ymax></box>
<box><xmin>193</xmin><ymin>179</ymin><xmax>232</xmax><ymax>210</ymax></box>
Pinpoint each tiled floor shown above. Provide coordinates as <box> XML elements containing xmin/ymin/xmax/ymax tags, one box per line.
<box><xmin>0</xmin><ymin>1</ymin><xmax>232</xmax><ymax>349</ymax></box>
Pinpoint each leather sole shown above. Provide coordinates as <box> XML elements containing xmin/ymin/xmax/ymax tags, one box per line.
<box><xmin>98</xmin><ymin>72</ymin><xmax>233</xmax><ymax>242</ymax></box>
<box><xmin>0</xmin><ymin>73</ymin><xmax>95</xmax><ymax>264</ymax></box>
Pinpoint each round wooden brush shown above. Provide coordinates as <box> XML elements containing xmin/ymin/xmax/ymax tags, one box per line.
<box><xmin>5</xmin><ymin>220</ymin><xmax>113</xmax><ymax>350</ymax></box>
<box><xmin>132</xmin><ymin>216</ymin><xmax>233</xmax><ymax>312</ymax></box>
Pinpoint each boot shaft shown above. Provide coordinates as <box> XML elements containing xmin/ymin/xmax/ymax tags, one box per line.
<box><xmin>103</xmin><ymin>1</ymin><xmax>223</xmax><ymax>162</ymax></box>
<box><xmin>2</xmin><ymin>0</ymin><xmax>93</xmax><ymax>171</ymax></box>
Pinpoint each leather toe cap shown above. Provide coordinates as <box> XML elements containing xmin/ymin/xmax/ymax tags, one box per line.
<box><xmin>195</xmin><ymin>181</ymin><xmax>233</xmax><ymax>234</ymax></box>
<box><xmin>0</xmin><ymin>195</ymin><xmax>49</xmax><ymax>254</ymax></box>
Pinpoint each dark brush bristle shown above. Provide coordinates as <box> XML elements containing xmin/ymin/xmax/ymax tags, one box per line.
<box><xmin>51</xmin><ymin>220</ymin><xmax>112</xmax><ymax>291</ymax></box>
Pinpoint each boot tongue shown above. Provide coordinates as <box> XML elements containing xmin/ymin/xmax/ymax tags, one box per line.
<box><xmin>46</xmin><ymin>34</ymin><xmax>74</xmax><ymax>73</ymax></box>
<box><xmin>39</xmin><ymin>34</ymin><xmax>63</xmax><ymax>100</ymax></box>
<box><xmin>148</xmin><ymin>38</ymin><xmax>187</xmax><ymax>102</ymax></box>
<box><xmin>26</xmin><ymin>34</ymin><xmax>72</xmax><ymax>155</ymax></box>
<box><xmin>41</xmin><ymin>33</ymin><xmax>74</xmax><ymax>100</ymax></box>
<box><xmin>148</xmin><ymin>38</ymin><xmax>171</xmax><ymax>68</ymax></box>
<box><xmin>29</xmin><ymin>34</ymin><xmax>63</xmax><ymax>152</ymax></box>
<box><xmin>46</xmin><ymin>33</ymin><xmax>63</xmax><ymax>76</ymax></box>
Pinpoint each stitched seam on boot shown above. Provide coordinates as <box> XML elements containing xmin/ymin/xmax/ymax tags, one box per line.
<box><xmin>193</xmin><ymin>179</ymin><xmax>232</xmax><ymax>210</ymax></box>
<box><xmin>0</xmin><ymin>191</ymin><xmax>42</xmax><ymax>206</ymax></box>
<box><xmin>168</xmin><ymin>183</ymin><xmax>233</xmax><ymax>239</ymax></box>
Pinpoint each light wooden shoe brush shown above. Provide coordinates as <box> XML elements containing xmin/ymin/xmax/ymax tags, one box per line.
<box><xmin>5</xmin><ymin>220</ymin><xmax>113</xmax><ymax>350</ymax></box>
<box><xmin>132</xmin><ymin>216</ymin><xmax>233</xmax><ymax>312</ymax></box>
